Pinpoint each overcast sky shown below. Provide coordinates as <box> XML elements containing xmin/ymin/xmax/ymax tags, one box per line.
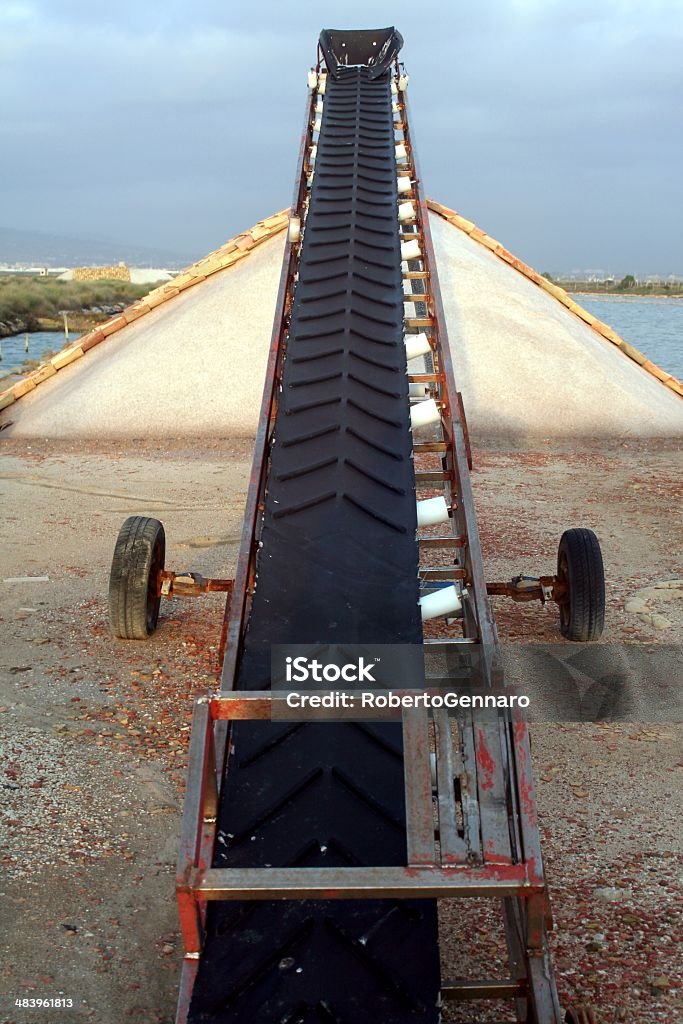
<box><xmin>2</xmin><ymin>0</ymin><xmax>681</xmax><ymax>273</ymax></box>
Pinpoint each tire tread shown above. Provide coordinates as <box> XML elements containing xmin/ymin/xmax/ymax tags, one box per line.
<box><xmin>108</xmin><ymin>516</ymin><xmax>165</xmax><ymax>639</ymax></box>
<box><xmin>558</xmin><ymin>528</ymin><xmax>605</xmax><ymax>641</ymax></box>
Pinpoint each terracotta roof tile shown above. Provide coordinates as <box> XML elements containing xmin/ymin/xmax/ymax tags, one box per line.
<box><xmin>100</xmin><ymin>315</ymin><xmax>128</xmax><ymax>337</ymax></box>
<box><xmin>11</xmin><ymin>377</ymin><xmax>36</xmax><ymax>399</ymax></box>
<box><xmin>51</xmin><ymin>345</ymin><xmax>84</xmax><ymax>370</ymax></box>
<box><xmin>30</xmin><ymin>363</ymin><xmax>57</xmax><ymax>384</ymax></box>
<box><xmin>81</xmin><ymin>331</ymin><xmax>106</xmax><ymax>353</ymax></box>
<box><xmin>121</xmin><ymin>304</ymin><xmax>148</xmax><ymax>325</ymax></box>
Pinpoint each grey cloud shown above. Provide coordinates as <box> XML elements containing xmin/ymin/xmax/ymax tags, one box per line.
<box><xmin>1</xmin><ymin>0</ymin><xmax>681</xmax><ymax>272</ymax></box>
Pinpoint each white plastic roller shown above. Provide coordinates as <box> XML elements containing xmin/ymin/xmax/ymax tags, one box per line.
<box><xmin>318</xmin><ymin>74</ymin><xmax>327</xmax><ymax>95</ymax></box>
<box><xmin>288</xmin><ymin>216</ymin><xmax>301</xmax><ymax>244</ymax></box>
<box><xmin>315</xmin><ymin>96</ymin><xmax>324</xmax><ymax>114</ymax></box>
<box><xmin>309</xmin><ymin>144</ymin><xmax>318</xmax><ymax>163</ymax></box>
<box><xmin>401</xmin><ymin>238</ymin><xmax>421</xmax><ymax>261</ymax></box>
<box><xmin>397</xmin><ymin>176</ymin><xmax>412</xmax><ymax>195</ymax></box>
<box><xmin>313</xmin><ymin>118</ymin><xmax>322</xmax><ymax>133</ymax></box>
<box><xmin>391</xmin><ymin>80</ymin><xmax>398</xmax><ymax>95</ymax></box>
<box><xmin>410</xmin><ymin>397</ymin><xmax>440</xmax><ymax>430</ymax></box>
<box><xmin>398</xmin><ymin>73</ymin><xmax>409</xmax><ymax>92</ymax></box>
<box><xmin>392</xmin><ymin>102</ymin><xmax>400</xmax><ymax>114</ymax></box>
<box><xmin>398</xmin><ymin>201</ymin><xmax>416</xmax><ymax>223</ymax></box>
<box><xmin>405</xmin><ymin>333</ymin><xmax>431</xmax><ymax>360</ymax></box>
<box><xmin>409</xmin><ymin>382</ymin><xmax>429</xmax><ymax>399</ymax></box>
<box><xmin>307</xmin><ymin>70</ymin><xmax>318</xmax><ymax>90</ymax></box>
<box><xmin>420</xmin><ymin>585</ymin><xmax>464</xmax><ymax>621</ymax></box>
<box><xmin>395</xmin><ymin>143</ymin><xmax>408</xmax><ymax>162</ymax></box>
<box><xmin>416</xmin><ymin>496</ymin><xmax>450</xmax><ymax>527</ymax></box>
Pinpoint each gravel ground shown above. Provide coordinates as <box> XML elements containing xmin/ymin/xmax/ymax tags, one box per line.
<box><xmin>1</xmin><ymin>435</ymin><xmax>681</xmax><ymax>1024</ymax></box>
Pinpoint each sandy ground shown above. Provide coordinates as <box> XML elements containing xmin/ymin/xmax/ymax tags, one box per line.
<box><xmin>1</xmin><ymin>435</ymin><xmax>681</xmax><ymax>1024</ymax></box>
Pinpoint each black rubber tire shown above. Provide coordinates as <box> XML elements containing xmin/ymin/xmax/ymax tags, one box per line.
<box><xmin>108</xmin><ymin>516</ymin><xmax>165</xmax><ymax>639</ymax></box>
<box><xmin>557</xmin><ymin>528</ymin><xmax>605</xmax><ymax>642</ymax></box>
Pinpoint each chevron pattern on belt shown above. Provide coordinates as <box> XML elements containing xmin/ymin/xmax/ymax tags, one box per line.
<box><xmin>188</xmin><ymin>66</ymin><xmax>440</xmax><ymax>1024</ymax></box>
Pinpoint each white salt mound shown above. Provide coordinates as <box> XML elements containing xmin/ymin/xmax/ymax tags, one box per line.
<box><xmin>4</xmin><ymin>212</ymin><xmax>682</xmax><ymax>440</ymax></box>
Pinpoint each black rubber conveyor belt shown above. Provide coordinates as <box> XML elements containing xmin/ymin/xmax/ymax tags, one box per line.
<box><xmin>188</xmin><ymin>65</ymin><xmax>441</xmax><ymax>1023</ymax></box>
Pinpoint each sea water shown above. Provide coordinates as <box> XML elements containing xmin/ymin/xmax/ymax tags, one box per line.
<box><xmin>0</xmin><ymin>331</ymin><xmax>81</xmax><ymax>378</ymax></box>
<box><xmin>576</xmin><ymin>295</ymin><xmax>683</xmax><ymax>380</ymax></box>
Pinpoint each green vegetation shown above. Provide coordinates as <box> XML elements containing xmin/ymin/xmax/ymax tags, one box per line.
<box><xmin>557</xmin><ymin>278</ymin><xmax>683</xmax><ymax>297</ymax></box>
<box><xmin>0</xmin><ymin>275</ymin><xmax>161</xmax><ymax>327</ymax></box>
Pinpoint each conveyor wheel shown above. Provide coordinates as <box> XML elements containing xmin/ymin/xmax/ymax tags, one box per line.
<box><xmin>557</xmin><ymin>528</ymin><xmax>605</xmax><ymax>641</ymax></box>
<box><xmin>108</xmin><ymin>516</ymin><xmax>165</xmax><ymax>639</ymax></box>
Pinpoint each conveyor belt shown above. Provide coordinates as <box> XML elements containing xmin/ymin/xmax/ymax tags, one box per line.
<box><xmin>188</xmin><ymin>65</ymin><xmax>441</xmax><ymax>1023</ymax></box>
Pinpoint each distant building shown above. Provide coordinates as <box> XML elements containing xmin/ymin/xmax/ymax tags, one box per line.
<box><xmin>0</xmin><ymin>265</ymin><xmax>68</xmax><ymax>277</ymax></box>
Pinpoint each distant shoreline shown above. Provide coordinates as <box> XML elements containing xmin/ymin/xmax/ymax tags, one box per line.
<box><xmin>0</xmin><ymin>276</ymin><xmax>159</xmax><ymax>340</ymax></box>
<box><xmin>565</xmin><ymin>290</ymin><xmax>683</xmax><ymax>299</ymax></box>
<box><xmin>0</xmin><ymin>313</ymin><xmax>107</xmax><ymax>340</ymax></box>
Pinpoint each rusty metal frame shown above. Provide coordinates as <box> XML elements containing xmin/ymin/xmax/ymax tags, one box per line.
<box><xmin>159</xmin><ymin>572</ymin><xmax>233</xmax><ymax>599</ymax></box>
<box><xmin>176</xmin><ymin>696</ymin><xmax>542</xmax><ymax>890</ymax></box>
<box><xmin>487</xmin><ymin>574</ymin><xmax>567</xmax><ymax>604</ymax></box>
<box><xmin>400</xmin><ymin>70</ymin><xmax>562</xmax><ymax>1019</ymax></box>
<box><xmin>175</xmin><ymin>57</ymin><xmax>563</xmax><ymax>1024</ymax></box>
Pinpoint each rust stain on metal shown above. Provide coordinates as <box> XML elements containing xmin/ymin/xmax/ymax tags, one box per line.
<box><xmin>518</xmin><ymin>769</ymin><xmax>537</xmax><ymax>829</ymax></box>
<box><xmin>475</xmin><ymin>728</ymin><xmax>495</xmax><ymax>791</ymax></box>
<box><xmin>159</xmin><ymin>571</ymin><xmax>233</xmax><ymax>598</ymax></box>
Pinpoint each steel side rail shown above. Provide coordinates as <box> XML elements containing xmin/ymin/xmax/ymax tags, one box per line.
<box><xmin>187</xmin><ymin>864</ymin><xmax>539</xmax><ymax>901</ymax></box>
<box><xmin>401</xmin><ymin>86</ymin><xmax>516</xmax><ymax>868</ymax></box>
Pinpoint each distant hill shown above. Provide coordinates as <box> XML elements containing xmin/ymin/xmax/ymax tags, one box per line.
<box><xmin>0</xmin><ymin>226</ymin><xmax>197</xmax><ymax>269</ymax></box>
